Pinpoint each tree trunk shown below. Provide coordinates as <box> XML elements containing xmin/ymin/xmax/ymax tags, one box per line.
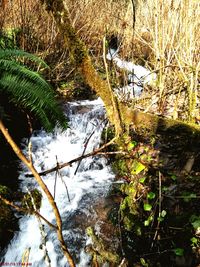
<box><xmin>40</xmin><ymin>0</ymin><xmax>123</xmax><ymax>136</ymax></box>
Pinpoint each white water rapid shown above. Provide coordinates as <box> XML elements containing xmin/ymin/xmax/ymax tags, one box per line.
<box><xmin>3</xmin><ymin>98</ymin><xmax>115</xmax><ymax>266</ymax></box>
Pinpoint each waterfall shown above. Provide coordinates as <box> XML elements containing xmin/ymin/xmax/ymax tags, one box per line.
<box><xmin>2</xmin><ymin>98</ymin><xmax>115</xmax><ymax>266</ymax></box>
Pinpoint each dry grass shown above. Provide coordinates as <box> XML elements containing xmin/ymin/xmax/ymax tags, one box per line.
<box><xmin>1</xmin><ymin>0</ymin><xmax>200</xmax><ymax>121</ymax></box>
<box><xmin>133</xmin><ymin>0</ymin><xmax>200</xmax><ymax>121</ymax></box>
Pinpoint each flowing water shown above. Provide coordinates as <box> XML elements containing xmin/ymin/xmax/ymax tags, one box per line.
<box><xmin>2</xmin><ymin>98</ymin><xmax>115</xmax><ymax>266</ymax></box>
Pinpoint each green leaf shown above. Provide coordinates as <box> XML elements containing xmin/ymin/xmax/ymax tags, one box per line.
<box><xmin>131</xmin><ymin>161</ymin><xmax>146</xmax><ymax>175</ymax></box>
<box><xmin>0</xmin><ymin>49</ymin><xmax>48</xmax><ymax>68</ymax></box>
<box><xmin>171</xmin><ymin>174</ymin><xmax>177</xmax><ymax>181</ymax></box>
<box><xmin>173</xmin><ymin>248</ymin><xmax>184</xmax><ymax>256</ymax></box>
<box><xmin>162</xmin><ymin>186</ymin><xmax>169</xmax><ymax>192</ymax></box>
<box><xmin>191</xmin><ymin>237</ymin><xmax>198</xmax><ymax>245</ymax></box>
<box><xmin>127</xmin><ymin>141</ymin><xmax>137</xmax><ymax>151</ymax></box>
<box><xmin>161</xmin><ymin>210</ymin><xmax>167</xmax><ymax>217</ymax></box>
<box><xmin>157</xmin><ymin>216</ymin><xmax>164</xmax><ymax>222</ymax></box>
<box><xmin>182</xmin><ymin>192</ymin><xmax>197</xmax><ymax>202</ymax></box>
<box><xmin>0</xmin><ymin>48</ymin><xmax>67</xmax><ymax>131</ymax></box>
<box><xmin>190</xmin><ymin>214</ymin><xmax>199</xmax><ymax>222</ymax></box>
<box><xmin>144</xmin><ymin>220</ymin><xmax>150</xmax><ymax>226</ymax></box>
<box><xmin>147</xmin><ymin>192</ymin><xmax>156</xmax><ymax>199</ymax></box>
<box><xmin>140</xmin><ymin>258</ymin><xmax>148</xmax><ymax>267</ymax></box>
<box><xmin>139</xmin><ymin>177</ymin><xmax>146</xmax><ymax>183</ymax></box>
<box><xmin>144</xmin><ymin>215</ymin><xmax>153</xmax><ymax>226</ymax></box>
<box><xmin>191</xmin><ymin>219</ymin><xmax>200</xmax><ymax>230</ymax></box>
<box><xmin>157</xmin><ymin>210</ymin><xmax>167</xmax><ymax>222</ymax></box>
<box><xmin>143</xmin><ymin>203</ymin><xmax>152</xmax><ymax>211</ymax></box>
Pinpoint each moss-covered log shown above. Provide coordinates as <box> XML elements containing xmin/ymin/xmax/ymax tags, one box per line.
<box><xmin>40</xmin><ymin>0</ymin><xmax>123</xmax><ymax>136</ymax></box>
<box><xmin>119</xmin><ymin>105</ymin><xmax>200</xmax><ymax>141</ymax></box>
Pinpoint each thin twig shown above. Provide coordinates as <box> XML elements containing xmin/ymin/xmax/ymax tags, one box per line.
<box><xmin>0</xmin><ymin>195</ymin><xmax>57</xmax><ymax>230</ymax></box>
<box><xmin>74</xmin><ymin>130</ymin><xmax>95</xmax><ymax>175</ymax></box>
<box><xmin>74</xmin><ymin>118</ymin><xmax>107</xmax><ymax>175</ymax></box>
<box><xmin>53</xmin><ymin>167</ymin><xmax>58</xmax><ymax>200</ymax></box>
<box><xmin>118</xmin><ymin>200</ymin><xmax>125</xmax><ymax>258</ymax></box>
<box><xmin>59</xmin><ymin>169</ymin><xmax>71</xmax><ymax>203</ymax></box>
<box><xmin>151</xmin><ymin>172</ymin><xmax>162</xmax><ymax>248</ymax></box>
<box><xmin>54</xmin><ymin>156</ymin><xmax>70</xmax><ymax>202</ymax></box>
<box><xmin>27</xmin><ymin>188</ymin><xmax>52</xmax><ymax>266</ymax></box>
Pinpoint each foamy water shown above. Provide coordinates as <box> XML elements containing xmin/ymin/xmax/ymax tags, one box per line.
<box><xmin>3</xmin><ymin>98</ymin><xmax>115</xmax><ymax>266</ymax></box>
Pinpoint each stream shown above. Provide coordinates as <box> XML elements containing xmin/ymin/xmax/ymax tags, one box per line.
<box><xmin>1</xmin><ymin>98</ymin><xmax>116</xmax><ymax>266</ymax></box>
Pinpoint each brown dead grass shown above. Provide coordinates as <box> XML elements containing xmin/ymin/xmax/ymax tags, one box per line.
<box><xmin>1</xmin><ymin>0</ymin><xmax>200</xmax><ymax>121</ymax></box>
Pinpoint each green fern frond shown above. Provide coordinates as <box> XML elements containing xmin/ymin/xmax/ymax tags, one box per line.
<box><xmin>0</xmin><ymin>48</ymin><xmax>67</xmax><ymax>131</ymax></box>
<box><xmin>0</xmin><ymin>59</ymin><xmax>50</xmax><ymax>92</ymax></box>
<box><xmin>0</xmin><ymin>73</ymin><xmax>67</xmax><ymax>131</ymax></box>
<box><xmin>0</xmin><ymin>49</ymin><xmax>48</xmax><ymax>68</ymax></box>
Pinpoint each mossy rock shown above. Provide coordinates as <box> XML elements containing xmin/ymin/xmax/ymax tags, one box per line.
<box><xmin>86</xmin><ymin>226</ymin><xmax>120</xmax><ymax>264</ymax></box>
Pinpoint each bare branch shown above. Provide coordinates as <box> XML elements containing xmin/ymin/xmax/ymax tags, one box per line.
<box><xmin>26</xmin><ymin>137</ymin><xmax>117</xmax><ymax>177</ymax></box>
<box><xmin>0</xmin><ymin>195</ymin><xmax>57</xmax><ymax>230</ymax></box>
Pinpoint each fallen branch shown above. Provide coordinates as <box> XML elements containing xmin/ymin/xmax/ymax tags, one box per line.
<box><xmin>26</xmin><ymin>138</ymin><xmax>118</xmax><ymax>177</ymax></box>
<box><xmin>74</xmin><ymin>118</ymin><xmax>108</xmax><ymax>175</ymax></box>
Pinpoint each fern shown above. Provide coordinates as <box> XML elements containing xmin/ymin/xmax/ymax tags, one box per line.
<box><xmin>0</xmin><ymin>49</ymin><xmax>67</xmax><ymax>131</ymax></box>
<box><xmin>0</xmin><ymin>49</ymin><xmax>48</xmax><ymax>68</ymax></box>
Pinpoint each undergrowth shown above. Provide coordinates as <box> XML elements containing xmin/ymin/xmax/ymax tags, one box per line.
<box><xmin>1</xmin><ymin>0</ymin><xmax>199</xmax><ymax>121</ymax></box>
<box><xmin>0</xmin><ymin>0</ymin><xmax>200</xmax><ymax>266</ymax></box>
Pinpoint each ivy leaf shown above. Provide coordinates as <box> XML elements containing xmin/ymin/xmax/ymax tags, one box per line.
<box><xmin>131</xmin><ymin>161</ymin><xmax>146</xmax><ymax>175</ymax></box>
<box><xmin>171</xmin><ymin>174</ymin><xmax>177</xmax><ymax>181</ymax></box>
<box><xmin>140</xmin><ymin>258</ymin><xmax>148</xmax><ymax>267</ymax></box>
<box><xmin>144</xmin><ymin>215</ymin><xmax>153</xmax><ymax>226</ymax></box>
<box><xmin>157</xmin><ymin>216</ymin><xmax>164</xmax><ymax>222</ymax></box>
<box><xmin>147</xmin><ymin>192</ymin><xmax>156</xmax><ymax>199</ymax></box>
<box><xmin>143</xmin><ymin>203</ymin><xmax>152</xmax><ymax>211</ymax></box>
<box><xmin>174</xmin><ymin>248</ymin><xmax>184</xmax><ymax>256</ymax></box>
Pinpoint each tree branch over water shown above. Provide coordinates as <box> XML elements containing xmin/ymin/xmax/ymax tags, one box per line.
<box><xmin>25</xmin><ymin>137</ymin><xmax>123</xmax><ymax>177</ymax></box>
<box><xmin>0</xmin><ymin>195</ymin><xmax>57</xmax><ymax>230</ymax></box>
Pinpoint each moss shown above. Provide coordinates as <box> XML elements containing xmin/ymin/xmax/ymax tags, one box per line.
<box><xmin>0</xmin><ymin>184</ymin><xmax>11</xmax><ymax>197</ymax></box>
<box><xmin>86</xmin><ymin>226</ymin><xmax>120</xmax><ymax>264</ymax></box>
<box><xmin>123</xmin><ymin>215</ymin><xmax>135</xmax><ymax>231</ymax></box>
<box><xmin>112</xmin><ymin>159</ymin><xmax>129</xmax><ymax>177</ymax></box>
<box><xmin>101</xmin><ymin>126</ymin><xmax>115</xmax><ymax>143</ymax></box>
